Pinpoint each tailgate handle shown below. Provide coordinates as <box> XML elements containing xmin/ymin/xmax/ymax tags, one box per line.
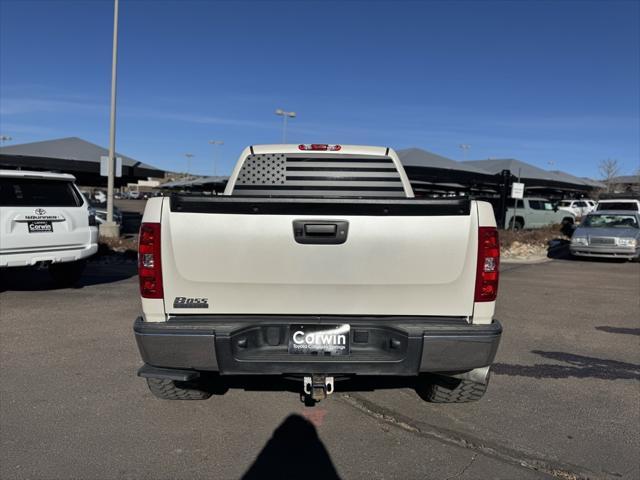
<box><xmin>305</xmin><ymin>224</ymin><xmax>336</xmax><ymax>235</ymax></box>
<box><xmin>293</xmin><ymin>220</ymin><xmax>348</xmax><ymax>245</ymax></box>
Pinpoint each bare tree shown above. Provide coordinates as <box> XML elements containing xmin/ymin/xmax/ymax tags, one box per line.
<box><xmin>598</xmin><ymin>158</ymin><xmax>620</xmax><ymax>193</ymax></box>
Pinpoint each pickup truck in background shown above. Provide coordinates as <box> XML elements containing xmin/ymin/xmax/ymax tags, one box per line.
<box><xmin>133</xmin><ymin>144</ymin><xmax>502</xmax><ymax>404</ymax></box>
<box><xmin>0</xmin><ymin>170</ymin><xmax>98</xmax><ymax>285</ymax></box>
<box><xmin>506</xmin><ymin>197</ymin><xmax>575</xmax><ymax>230</ymax></box>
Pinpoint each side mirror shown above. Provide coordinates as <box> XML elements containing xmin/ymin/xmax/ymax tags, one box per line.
<box><xmin>553</xmin><ymin>206</ymin><xmax>558</xmax><ymax>212</ymax></box>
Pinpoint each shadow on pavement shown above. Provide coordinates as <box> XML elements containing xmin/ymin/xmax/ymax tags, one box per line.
<box><xmin>0</xmin><ymin>254</ymin><xmax>137</xmax><ymax>292</ymax></box>
<box><xmin>242</xmin><ymin>414</ymin><xmax>340</xmax><ymax>480</ymax></box>
<box><xmin>546</xmin><ymin>239</ymin><xmax>571</xmax><ymax>259</ymax></box>
<box><xmin>595</xmin><ymin>326</ymin><xmax>640</xmax><ymax>336</ymax></box>
<box><xmin>493</xmin><ymin>350</ymin><xmax>640</xmax><ymax>381</ymax></box>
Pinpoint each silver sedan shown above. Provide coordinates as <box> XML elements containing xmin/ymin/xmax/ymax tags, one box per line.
<box><xmin>570</xmin><ymin>210</ymin><xmax>640</xmax><ymax>260</ymax></box>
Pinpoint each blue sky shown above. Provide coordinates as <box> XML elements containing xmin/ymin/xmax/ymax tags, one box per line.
<box><xmin>1</xmin><ymin>0</ymin><xmax>638</xmax><ymax>178</ymax></box>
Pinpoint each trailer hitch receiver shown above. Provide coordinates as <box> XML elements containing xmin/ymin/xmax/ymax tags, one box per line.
<box><xmin>303</xmin><ymin>375</ymin><xmax>334</xmax><ymax>402</ymax></box>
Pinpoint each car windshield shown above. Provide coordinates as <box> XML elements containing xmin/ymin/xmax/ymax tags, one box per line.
<box><xmin>559</xmin><ymin>201</ymin><xmax>572</xmax><ymax>207</ymax></box>
<box><xmin>582</xmin><ymin>214</ymin><xmax>639</xmax><ymax>229</ymax></box>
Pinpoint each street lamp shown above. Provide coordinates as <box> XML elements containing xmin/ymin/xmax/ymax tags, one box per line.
<box><xmin>208</xmin><ymin>140</ymin><xmax>224</xmax><ymax>176</ymax></box>
<box><xmin>275</xmin><ymin>108</ymin><xmax>296</xmax><ymax>143</ymax></box>
<box><xmin>459</xmin><ymin>144</ymin><xmax>471</xmax><ymax>161</ymax></box>
<box><xmin>184</xmin><ymin>153</ymin><xmax>195</xmax><ymax>179</ymax></box>
<box><xmin>0</xmin><ymin>135</ymin><xmax>13</xmax><ymax>144</ymax></box>
<box><xmin>101</xmin><ymin>0</ymin><xmax>120</xmax><ymax>239</ymax></box>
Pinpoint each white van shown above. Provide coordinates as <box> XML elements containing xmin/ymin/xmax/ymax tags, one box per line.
<box><xmin>0</xmin><ymin>170</ymin><xmax>98</xmax><ymax>285</ymax></box>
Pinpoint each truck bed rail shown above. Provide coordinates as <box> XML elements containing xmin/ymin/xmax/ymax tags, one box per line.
<box><xmin>169</xmin><ymin>195</ymin><xmax>471</xmax><ymax>216</ymax></box>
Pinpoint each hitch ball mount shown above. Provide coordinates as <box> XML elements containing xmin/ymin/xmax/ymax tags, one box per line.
<box><xmin>303</xmin><ymin>375</ymin><xmax>334</xmax><ymax>402</ymax></box>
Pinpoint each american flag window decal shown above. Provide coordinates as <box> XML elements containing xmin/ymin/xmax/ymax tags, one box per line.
<box><xmin>233</xmin><ymin>154</ymin><xmax>406</xmax><ymax>197</ymax></box>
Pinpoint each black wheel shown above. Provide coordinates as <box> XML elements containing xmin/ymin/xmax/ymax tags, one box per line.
<box><xmin>509</xmin><ymin>218</ymin><xmax>524</xmax><ymax>231</ymax></box>
<box><xmin>48</xmin><ymin>260</ymin><xmax>86</xmax><ymax>286</ymax></box>
<box><xmin>417</xmin><ymin>376</ymin><xmax>488</xmax><ymax>403</ymax></box>
<box><xmin>146</xmin><ymin>378</ymin><xmax>212</xmax><ymax>400</ymax></box>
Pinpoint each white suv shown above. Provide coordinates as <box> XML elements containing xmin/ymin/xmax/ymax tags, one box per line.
<box><xmin>0</xmin><ymin>170</ymin><xmax>98</xmax><ymax>285</ymax></box>
<box><xmin>557</xmin><ymin>199</ymin><xmax>596</xmax><ymax>217</ymax></box>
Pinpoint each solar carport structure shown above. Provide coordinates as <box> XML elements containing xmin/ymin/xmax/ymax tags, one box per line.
<box><xmin>398</xmin><ymin>148</ymin><xmax>499</xmax><ymax>195</ymax></box>
<box><xmin>0</xmin><ymin>137</ymin><xmax>165</xmax><ymax>186</ymax></box>
<box><xmin>397</xmin><ymin>148</ymin><xmax>602</xmax><ymax>227</ymax></box>
<box><xmin>160</xmin><ymin>175</ymin><xmax>228</xmax><ymax>193</ymax></box>
<box><xmin>398</xmin><ymin>149</ymin><xmax>601</xmax><ymax>197</ymax></box>
<box><xmin>463</xmin><ymin>158</ymin><xmax>604</xmax><ymax>195</ymax></box>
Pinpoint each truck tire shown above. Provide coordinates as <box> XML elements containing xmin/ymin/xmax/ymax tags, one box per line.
<box><xmin>418</xmin><ymin>376</ymin><xmax>488</xmax><ymax>403</ymax></box>
<box><xmin>49</xmin><ymin>260</ymin><xmax>86</xmax><ymax>287</ymax></box>
<box><xmin>509</xmin><ymin>218</ymin><xmax>524</xmax><ymax>231</ymax></box>
<box><xmin>146</xmin><ymin>378</ymin><xmax>212</xmax><ymax>400</ymax></box>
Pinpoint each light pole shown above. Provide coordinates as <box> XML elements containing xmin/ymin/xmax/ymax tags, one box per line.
<box><xmin>275</xmin><ymin>109</ymin><xmax>296</xmax><ymax>143</ymax></box>
<box><xmin>184</xmin><ymin>153</ymin><xmax>195</xmax><ymax>179</ymax></box>
<box><xmin>208</xmin><ymin>140</ymin><xmax>223</xmax><ymax>176</ymax></box>
<box><xmin>0</xmin><ymin>135</ymin><xmax>13</xmax><ymax>144</ymax></box>
<box><xmin>101</xmin><ymin>0</ymin><xmax>120</xmax><ymax>238</ymax></box>
<box><xmin>459</xmin><ymin>144</ymin><xmax>471</xmax><ymax>161</ymax></box>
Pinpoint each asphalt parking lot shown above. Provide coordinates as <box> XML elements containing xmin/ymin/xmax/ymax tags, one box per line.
<box><xmin>1</xmin><ymin>258</ymin><xmax>638</xmax><ymax>480</ymax></box>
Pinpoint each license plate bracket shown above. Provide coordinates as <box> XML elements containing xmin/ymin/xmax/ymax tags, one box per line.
<box><xmin>28</xmin><ymin>221</ymin><xmax>53</xmax><ymax>233</ymax></box>
<box><xmin>288</xmin><ymin>324</ymin><xmax>350</xmax><ymax>356</ymax></box>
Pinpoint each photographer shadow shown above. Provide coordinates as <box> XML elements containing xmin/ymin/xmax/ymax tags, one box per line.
<box><xmin>242</xmin><ymin>414</ymin><xmax>340</xmax><ymax>480</ymax></box>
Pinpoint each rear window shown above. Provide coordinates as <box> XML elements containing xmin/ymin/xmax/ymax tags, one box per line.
<box><xmin>0</xmin><ymin>178</ymin><xmax>83</xmax><ymax>207</ymax></box>
<box><xmin>597</xmin><ymin>202</ymin><xmax>638</xmax><ymax>211</ymax></box>
<box><xmin>231</xmin><ymin>153</ymin><xmax>406</xmax><ymax>198</ymax></box>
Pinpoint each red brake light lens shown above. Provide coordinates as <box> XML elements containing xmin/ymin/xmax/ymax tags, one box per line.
<box><xmin>138</xmin><ymin>222</ymin><xmax>163</xmax><ymax>299</ymax></box>
<box><xmin>474</xmin><ymin>227</ymin><xmax>499</xmax><ymax>302</ymax></box>
<box><xmin>298</xmin><ymin>144</ymin><xmax>341</xmax><ymax>151</ymax></box>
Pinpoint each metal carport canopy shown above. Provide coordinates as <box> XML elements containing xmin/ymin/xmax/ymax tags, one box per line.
<box><xmin>397</xmin><ymin>148</ymin><xmax>499</xmax><ymax>188</ymax></box>
<box><xmin>0</xmin><ymin>137</ymin><xmax>165</xmax><ymax>185</ymax></box>
<box><xmin>462</xmin><ymin>158</ymin><xmax>593</xmax><ymax>190</ymax></box>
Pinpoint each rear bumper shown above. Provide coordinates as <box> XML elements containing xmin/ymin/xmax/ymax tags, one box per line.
<box><xmin>0</xmin><ymin>243</ymin><xmax>98</xmax><ymax>267</ymax></box>
<box><xmin>134</xmin><ymin>316</ymin><xmax>502</xmax><ymax>376</ymax></box>
<box><xmin>570</xmin><ymin>246</ymin><xmax>639</xmax><ymax>259</ymax></box>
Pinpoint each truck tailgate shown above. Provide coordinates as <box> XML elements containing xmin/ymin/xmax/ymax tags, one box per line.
<box><xmin>161</xmin><ymin>197</ymin><xmax>478</xmax><ymax>317</ymax></box>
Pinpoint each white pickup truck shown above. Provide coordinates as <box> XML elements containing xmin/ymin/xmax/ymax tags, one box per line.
<box><xmin>134</xmin><ymin>144</ymin><xmax>502</xmax><ymax>404</ymax></box>
<box><xmin>0</xmin><ymin>170</ymin><xmax>98</xmax><ymax>285</ymax></box>
<box><xmin>506</xmin><ymin>197</ymin><xmax>575</xmax><ymax>230</ymax></box>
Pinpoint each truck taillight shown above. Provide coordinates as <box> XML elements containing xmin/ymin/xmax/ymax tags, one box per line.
<box><xmin>475</xmin><ymin>227</ymin><xmax>499</xmax><ymax>302</ymax></box>
<box><xmin>138</xmin><ymin>222</ymin><xmax>163</xmax><ymax>299</ymax></box>
<box><xmin>298</xmin><ymin>144</ymin><xmax>342</xmax><ymax>151</ymax></box>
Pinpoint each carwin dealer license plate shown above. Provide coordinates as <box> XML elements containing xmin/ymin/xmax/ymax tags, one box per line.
<box><xmin>28</xmin><ymin>221</ymin><xmax>53</xmax><ymax>233</ymax></box>
<box><xmin>288</xmin><ymin>324</ymin><xmax>350</xmax><ymax>356</ymax></box>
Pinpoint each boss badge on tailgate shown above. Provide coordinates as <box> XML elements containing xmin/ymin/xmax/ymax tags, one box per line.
<box><xmin>173</xmin><ymin>297</ymin><xmax>209</xmax><ymax>308</ymax></box>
